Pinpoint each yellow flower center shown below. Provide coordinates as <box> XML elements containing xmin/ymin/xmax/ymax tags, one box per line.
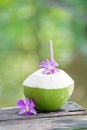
<box><xmin>26</xmin><ymin>106</ymin><xmax>30</xmax><ymax>112</ymax></box>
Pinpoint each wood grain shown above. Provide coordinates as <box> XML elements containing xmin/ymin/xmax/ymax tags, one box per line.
<box><xmin>0</xmin><ymin>102</ymin><xmax>87</xmax><ymax>130</ymax></box>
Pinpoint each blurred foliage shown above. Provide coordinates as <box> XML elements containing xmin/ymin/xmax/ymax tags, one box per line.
<box><xmin>0</xmin><ymin>0</ymin><xmax>87</xmax><ymax>108</ymax></box>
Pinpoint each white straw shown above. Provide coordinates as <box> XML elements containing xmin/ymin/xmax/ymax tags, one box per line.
<box><xmin>50</xmin><ymin>40</ymin><xmax>54</xmax><ymax>61</ymax></box>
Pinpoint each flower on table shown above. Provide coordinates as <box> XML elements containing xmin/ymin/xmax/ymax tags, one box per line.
<box><xmin>17</xmin><ymin>98</ymin><xmax>37</xmax><ymax>115</ymax></box>
<box><xmin>40</xmin><ymin>59</ymin><xmax>59</xmax><ymax>74</ymax></box>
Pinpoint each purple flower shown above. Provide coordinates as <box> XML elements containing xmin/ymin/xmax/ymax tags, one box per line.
<box><xmin>17</xmin><ymin>98</ymin><xmax>37</xmax><ymax>115</ymax></box>
<box><xmin>40</xmin><ymin>59</ymin><xmax>59</xmax><ymax>74</ymax></box>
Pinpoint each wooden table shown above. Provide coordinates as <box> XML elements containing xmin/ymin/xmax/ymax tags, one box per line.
<box><xmin>0</xmin><ymin>102</ymin><xmax>87</xmax><ymax>130</ymax></box>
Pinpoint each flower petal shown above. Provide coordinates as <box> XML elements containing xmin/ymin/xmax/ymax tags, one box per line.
<box><xmin>25</xmin><ymin>98</ymin><xmax>30</xmax><ymax>106</ymax></box>
<box><xmin>42</xmin><ymin>68</ymin><xmax>49</xmax><ymax>74</ymax></box>
<box><xmin>40</xmin><ymin>61</ymin><xmax>48</xmax><ymax>68</ymax></box>
<box><xmin>30</xmin><ymin>100</ymin><xmax>35</xmax><ymax>107</ymax></box>
<box><xmin>30</xmin><ymin>108</ymin><xmax>37</xmax><ymax>115</ymax></box>
<box><xmin>51</xmin><ymin>60</ymin><xmax>59</xmax><ymax>67</ymax></box>
<box><xmin>55</xmin><ymin>68</ymin><xmax>60</xmax><ymax>72</ymax></box>
<box><xmin>18</xmin><ymin>108</ymin><xmax>26</xmax><ymax>115</ymax></box>
<box><xmin>17</xmin><ymin>100</ymin><xmax>25</xmax><ymax>107</ymax></box>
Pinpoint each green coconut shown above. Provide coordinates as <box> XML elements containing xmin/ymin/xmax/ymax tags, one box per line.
<box><xmin>23</xmin><ymin>68</ymin><xmax>74</xmax><ymax>111</ymax></box>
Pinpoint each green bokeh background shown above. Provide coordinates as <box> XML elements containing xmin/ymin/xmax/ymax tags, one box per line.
<box><xmin>0</xmin><ymin>0</ymin><xmax>87</xmax><ymax>109</ymax></box>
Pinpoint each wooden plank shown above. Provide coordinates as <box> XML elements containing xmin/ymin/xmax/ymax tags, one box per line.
<box><xmin>0</xmin><ymin>115</ymin><xmax>87</xmax><ymax>130</ymax></box>
<box><xmin>0</xmin><ymin>102</ymin><xmax>86</xmax><ymax>121</ymax></box>
<box><xmin>0</xmin><ymin>102</ymin><xmax>87</xmax><ymax>130</ymax></box>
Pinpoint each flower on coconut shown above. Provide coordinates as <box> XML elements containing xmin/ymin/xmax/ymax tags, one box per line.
<box><xmin>40</xmin><ymin>59</ymin><xmax>59</xmax><ymax>74</ymax></box>
<box><xmin>40</xmin><ymin>40</ymin><xmax>59</xmax><ymax>74</ymax></box>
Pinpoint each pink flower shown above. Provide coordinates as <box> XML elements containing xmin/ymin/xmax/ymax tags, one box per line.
<box><xmin>17</xmin><ymin>98</ymin><xmax>37</xmax><ymax>115</ymax></box>
<box><xmin>40</xmin><ymin>59</ymin><xmax>59</xmax><ymax>74</ymax></box>
<box><xmin>40</xmin><ymin>40</ymin><xmax>59</xmax><ymax>74</ymax></box>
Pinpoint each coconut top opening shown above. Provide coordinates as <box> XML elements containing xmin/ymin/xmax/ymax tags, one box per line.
<box><xmin>23</xmin><ymin>69</ymin><xmax>74</xmax><ymax>89</ymax></box>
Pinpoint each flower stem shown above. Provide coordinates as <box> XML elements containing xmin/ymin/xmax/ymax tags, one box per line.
<box><xmin>50</xmin><ymin>40</ymin><xmax>54</xmax><ymax>61</ymax></box>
